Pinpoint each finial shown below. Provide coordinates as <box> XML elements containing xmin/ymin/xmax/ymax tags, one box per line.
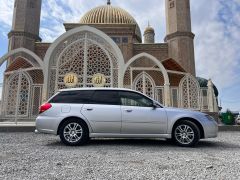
<box><xmin>208</xmin><ymin>79</ymin><xmax>213</xmax><ymax>87</ymax></box>
<box><xmin>107</xmin><ymin>0</ymin><xmax>111</xmax><ymax>5</ymax></box>
<box><xmin>148</xmin><ymin>21</ymin><xmax>150</xmax><ymax>27</ymax></box>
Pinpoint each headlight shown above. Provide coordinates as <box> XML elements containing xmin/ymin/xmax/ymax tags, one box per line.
<box><xmin>205</xmin><ymin>115</ymin><xmax>215</xmax><ymax>121</ymax></box>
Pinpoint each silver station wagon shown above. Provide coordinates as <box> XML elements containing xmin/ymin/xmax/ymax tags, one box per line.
<box><xmin>36</xmin><ymin>88</ymin><xmax>218</xmax><ymax>147</ymax></box>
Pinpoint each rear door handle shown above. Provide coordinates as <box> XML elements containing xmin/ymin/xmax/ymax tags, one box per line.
<box><xmin>86</xmin><ymin>108</ymin><xmax>93</xmax><ymax>111</ymax></box>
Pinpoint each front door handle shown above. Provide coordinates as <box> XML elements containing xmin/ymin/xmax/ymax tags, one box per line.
<box><xmin>86</xmin><ymin>108</ymin><xmax>93</xmax><ymax>111</ymax></box>
<box><xmin>125</xmin><ymin>109</ymin><xmax>133</xmax><ymax>112</ymax></box>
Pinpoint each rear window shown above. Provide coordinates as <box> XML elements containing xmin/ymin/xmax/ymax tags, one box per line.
<box><xmin>49</xmin><ymin>90</ymin><xmax>94</xmax><ymax>104</ymax></box>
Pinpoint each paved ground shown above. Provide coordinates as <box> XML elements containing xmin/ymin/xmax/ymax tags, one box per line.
<box><xmin>0</xmin><ymin>132</ymin><xmax>240</xmax><ymax>180</ymax></box>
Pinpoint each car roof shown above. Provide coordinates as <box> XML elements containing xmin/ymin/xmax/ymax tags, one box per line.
<box><xmin>59</xmin><ymin>87</ymin><xmax>137</xmax><ymax>92</ymax></box>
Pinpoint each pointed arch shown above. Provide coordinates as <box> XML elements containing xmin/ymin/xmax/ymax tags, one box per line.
<box><xmin>43</xmin><ymin>25</ymin><xmax>125</xmax><ymax>100</ymax></box>
<box><xmin>133</xmin><ymin>71</ymin><xmax>156</xmax><ymax>98</ymax></box>
<box><xmin>0</xmin><ymin>48</ymin><xmax>45</xmax><ymax>119</ymax></box>
<box><xmin>123</xmin><ymin>52</ymin><xmax>171</xmax><ymax>106</ymax></box>
<box><xmin>0</xmin><ymin>48</ymin><xmax>44</xmax><ymax>70</ymax></box>
<box><xmin>179</xmin><ymin>74</ymin><xmax>200</xmax><ymax>109</ymax></box>
<box><xmin>4</xmin><ymin>71</ymin><xmax>32</xmax><ymax>117</ymax></box>
<box><xmin>123</xmin><ymin>52</ymin><xmax>169</xmax><ymax>85</ymax></box>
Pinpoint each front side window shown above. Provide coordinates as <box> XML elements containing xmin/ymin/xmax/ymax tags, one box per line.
<box><xmin>119</xmin><ymin>91</ymin><xmax>153</xmax><ymax>107</ymax></box>
<box><xmin>49</xmin><ymin>90</ymin><xmax>94</xmax><ymax>104</ymax></box>
<box><xmin>90</xmin><ymin>90</ymin><xmax>120</xmax><ymax>105</ymax></box>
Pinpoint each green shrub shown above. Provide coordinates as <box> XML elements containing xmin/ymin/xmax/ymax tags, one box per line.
<box><xmin>221</xmin><ymin>109</ymin><xmax>235</xmax><ymax>125</ymax></box>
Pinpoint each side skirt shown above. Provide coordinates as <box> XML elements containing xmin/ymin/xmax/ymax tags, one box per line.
<box><xmin>90</xmin><ymin>133</ymin><xmax>172</xmax><ymax>139</ymax></box>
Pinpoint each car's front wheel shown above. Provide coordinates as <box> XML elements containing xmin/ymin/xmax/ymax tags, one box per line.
<box><xmin>59</xmin><ymin>119</ymin><xmax>89</xmax><ymax>146</ymax></box>
<box><xmin>173</xmin><ymin>120</ymin><xmax>200</xmax><ymax>147</ymax></box>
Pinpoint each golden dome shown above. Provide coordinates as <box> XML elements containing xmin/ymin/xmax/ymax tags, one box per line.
<box><xmin>144</xmin><ymin>26</ymin><xmax>155</xmax><ymax>34</ymax></box>
<box><xmin>80</xmin><ymin>3</ymin><xmax>142</xmax><ymax>41</ymax></box>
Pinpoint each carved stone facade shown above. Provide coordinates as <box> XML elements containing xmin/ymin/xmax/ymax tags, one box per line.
<box><xmin>0</xmin><ymin>0</ymin><xmax>219</xmax><ymax>122</ymax></box>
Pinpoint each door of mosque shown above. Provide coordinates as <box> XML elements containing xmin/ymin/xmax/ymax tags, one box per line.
<box><xmin>4</xmin><ymin>71</ymin><xmax>31</xmax><ymax>119</ymax></box>
<box><xmin>133</xmin><ymin>71</ymin><xmax>155</xmax><ymax>99</ymax></box>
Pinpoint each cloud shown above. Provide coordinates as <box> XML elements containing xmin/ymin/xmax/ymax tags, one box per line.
<box><xmin>192</xmin><ymin>0</ymin><xmax>240</xmax><ymax>90</ymax></box>
<box><xmin>0</xmin><ymin>0</ymin><xmax>14</xmax><ymax>36</ymax></box>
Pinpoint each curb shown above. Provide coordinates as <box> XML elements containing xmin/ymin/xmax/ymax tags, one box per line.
<box><xmin>0</xmin><ymin>126</ymin><xmax>35</xmax><ymax>133</ymax></box>
<box><xmin>218</xmin><ymin>125</ymin><xmax>240</xmax><ymax>132</ymax></box>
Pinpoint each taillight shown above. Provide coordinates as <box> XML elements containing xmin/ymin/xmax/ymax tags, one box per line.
<box><xmin>39</xmin><ymin>103</ymin><xmax>52</xmax><ymax>114</ymax></box>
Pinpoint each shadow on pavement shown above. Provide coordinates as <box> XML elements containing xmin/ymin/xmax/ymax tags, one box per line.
<box><xmin>197</xmin><ymin>140</ymin><xmax>240</xmax><ymax>149</ymax></box>
<box><xmin>45</xmin><ymin>138</ymin><xmax>240</xmax><ymax>149</ymax></box>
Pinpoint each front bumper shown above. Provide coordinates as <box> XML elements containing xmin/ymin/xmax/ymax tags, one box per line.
<box><xmin>203</xmin><ymin>120</ymin><xmax>218</xmax><ymax>138</ymax></box>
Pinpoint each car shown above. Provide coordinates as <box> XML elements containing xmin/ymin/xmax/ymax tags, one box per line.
<box><xmin>35</xmin><ymin>88</ymin><xmax>218</xmax><ymax>147</ymax></box>
<box><xmin>236</xmin><ymin>114</ymin><xmax>240</xmax><ymax>125</ymax></box>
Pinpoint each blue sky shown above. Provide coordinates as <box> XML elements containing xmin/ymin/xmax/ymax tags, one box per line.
<box><xmin>0</xmin><ymin>0</ymin><xmax>240</xmax><ymax>112</ymax></box>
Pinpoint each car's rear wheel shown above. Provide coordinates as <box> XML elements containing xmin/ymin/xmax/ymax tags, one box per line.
<box><xmin>59</xmin><ymin>119</ymin><xmax>89</xmax><ymax>146</ymax></box>
<box><xmin>173</xmin><ymin>120</ymin><xmax>200</xmax><ymax>147</ymax></box>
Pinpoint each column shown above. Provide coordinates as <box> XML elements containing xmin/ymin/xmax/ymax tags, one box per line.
<box><xmin>164</xmin><ymin>83</ymin><xmax>171</xmax><ymax>107</ymax></box>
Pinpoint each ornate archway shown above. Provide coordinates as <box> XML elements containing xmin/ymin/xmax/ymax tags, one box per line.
<box><xmin>56</xmin><ymin>38</ymin><xmax>113</xmax><ymax>90</ymax></box>
<box><xmin>44</xmin><ymin>26</ymin><xmax>125</xmax><ymax>99</ymax></box>
<box><xmin>123</xmin><ymin>53</ymin><xmax>171</xmax><ymax>106</ymax></box>
<box><xmin>0</xmin><ymin>48</ymin><xmax>44</xmax><ymax>121</ymax></box>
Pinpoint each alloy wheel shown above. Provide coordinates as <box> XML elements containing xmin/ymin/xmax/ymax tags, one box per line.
<box><xmin>174</xmin><ymin>124</ymin><xmax>195</xmax><ymax>145</ymax></box>
<box><xmin>63</xmin><ymin>123</ymin><xmax>83</xmax><ymax>143</ymax></box>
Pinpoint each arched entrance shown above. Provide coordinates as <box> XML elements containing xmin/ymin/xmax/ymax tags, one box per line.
<box><xmin>5</xmin><ymin>72</ymin><xmax>31</xmax><ymax>117</ymax></box>
<box><xmin>56</xmin><ymin>38</ymin><xmax>113</xmax><ymax>89</ymax></box>
<box><xmin>44</xmin><ymin>26</ymin><xmax>125</xmax><ymax>99</ymax></box>
<box><xmin>0</xmin><ymin>48</ymin><xmax>44</xmax><ymax>121</ymax></box>
<box><xmin>123</xmin><ymin>53</ymin><xmax>171</xmax><ymax>106</ymax></box>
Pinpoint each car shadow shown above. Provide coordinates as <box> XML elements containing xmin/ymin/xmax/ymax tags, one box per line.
<box><xmin>45</xmin><ymin>138</ymin><xmax>240</xmax><ymax>149</ymax></box>
<box><xmin>89</xmin><ymin>138</ymin><xmax>175</xmax><ymax>147</ymax></box>
<box><xmin>196</xmin><ymin>140</ymin><xmax>240</xmax><ymax>149</ymax></box>
<box><xmin>46</xmin><ymin>138</ymin><xmax>175</xmax><ymax>148</ymax></box>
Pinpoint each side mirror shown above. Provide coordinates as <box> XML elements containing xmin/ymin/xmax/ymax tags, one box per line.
<box><xmin>152</xmin><ymin>102</ymin><xmax>158</xmax><ymax>109</ymax></box>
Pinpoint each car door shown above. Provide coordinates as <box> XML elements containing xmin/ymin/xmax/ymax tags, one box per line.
<box><xmin>120</xmin><ymin>91</ymin><xmax>168</xmax><ymax>134</ymax></box>
<box><xmin>81</xmin><ymin>90</ymin><xmax>121</xmax><ymax>134</ymax></box>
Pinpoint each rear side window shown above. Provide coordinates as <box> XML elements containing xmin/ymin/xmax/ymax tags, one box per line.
<box><xmin>90</xmin><ymin>90</ymin><xmax>120</xmax><ymax>105</ymax></box>
<box><xmin>49</xmin><ymin>90</ymin><xmax>94</xmax><ymax>104</ymax></box>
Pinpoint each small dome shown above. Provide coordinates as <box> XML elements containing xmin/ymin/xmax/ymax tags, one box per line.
<box><xmin>197</xmin><ymin>77</ymin><xmax>219</xmax><ymax>97</ymax></box>
<box><xmin>144</xmin><ymin>26</ymin><xmax>155</xmax><ymax>34</ymax></box>
<box><xmin>80</xmin><ymin>3</ymin><xmax>142</xmax><ymax>42</ymax></box>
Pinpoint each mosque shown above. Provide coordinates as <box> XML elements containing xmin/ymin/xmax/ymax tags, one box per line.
<box><xmin>0</xmin><ymin>0</ymin><xmax>219</xmax><ymax>121</ymax></box>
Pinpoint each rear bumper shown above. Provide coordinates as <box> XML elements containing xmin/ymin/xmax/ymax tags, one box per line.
<box><xmin>36</xmin><ymin>116</ymin><xmax>63</xmax><ymax>135</ymax></box>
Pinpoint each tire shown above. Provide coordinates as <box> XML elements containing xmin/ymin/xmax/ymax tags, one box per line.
<box><xmin>59</xmin><ymin>118</ymin><xmax>89</xmax><ymax>146</ymax></box>
<box><xmin>173</xmin><ymin>120</ymin><xmax>200</xmax><ymax>147</ymax></box>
